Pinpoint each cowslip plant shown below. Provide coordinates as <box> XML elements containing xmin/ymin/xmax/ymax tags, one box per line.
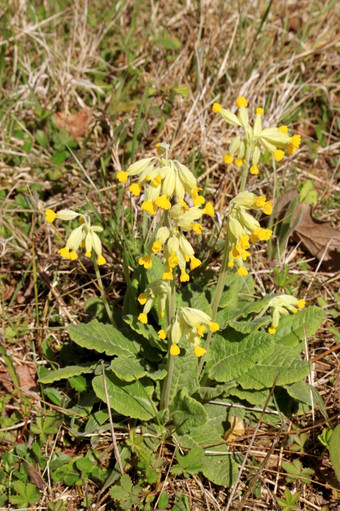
<box><xmin>40</xmin><ymin>96</ymin><xmax>324</xmax><ymax>489</ymax></box>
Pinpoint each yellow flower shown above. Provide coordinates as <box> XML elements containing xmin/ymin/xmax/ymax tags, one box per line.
<box><xmin>191</xmin><ymin>223</ymin><xmax>203</xmax><ymax>235</ymax></box>
<box><xmin>237</xmin><ymin>267</ymin><xmax>248</xmax><ymax>276</ymax></box>
<box><xmin>170</xmin><ymin>343</ymin><xmax>180</xmax><ymax>356</ymax></box>
<box><xmin>268</xmin><ymin>326</ymin><xmax>276</xmax><ymax>335</ymax></box>
<box><xmin>235</xmin><ymin>158</ymin><xmax>243</xmax><ymax>167</ymax></box>
<box><xmin>141</xmin><ymin>200</ymin><xmax>157</xmax><ymax>215</ymax></box>
<box><xmin>256</xmin><ymin>107</ymin><xmax>264</xmax><ymax>115</ymax></box>
<box><xmin>158</xmin><ymin>329</ymin><xmax>167</xmax><ymax>340</ymax></box>
<box><xmin>162</xmin><ymin>269</ymin><xmax>173</xmax><ymax>280</ymax></box>
<box><xmin>45</xmin><ymin>209</ymin><xmax>56</xmax><ymax>223</ymax></box>
<box><xmin>138</xmin><ymin>313</ymin><xmax>148</xmax><ymax>324</ymax></box>
<box><xmin>180</xmin><ymin>271</ymin><xmax>190</xmax><ymax>282</ymax></box>
<box><xmin>194</xmin><ymin>345</ymin><xmax>207</xmax><ymax>357</ymax></box>
<box><xmin>274</xmin><ymin>149</ymin><xmax>284</xmax><ymax>162</ymax></box>
<box><xmin>138</xmin><ymin>293</ymin><xmax>148</xmax><ymax>305</ymax></box>
<box><xmin>154</xmin><ymin>194</ymin><xmax>171</xmax><ymax>210</ymax></box>
<box><xmin>85</xmin><ymin>251</ymin><xmax>91</xmax><ymax>258</ymax></box>
<box><xmin>262</xmin><ymin>201</ymin><xmax>273</xmax><ymax>215</ymax></box>
<box><xmin>250</xmin><ymin>164</ymin><xmax>259</xmax><ymax>175</ymax></box>
<box><xmin>129</xmin><ymin>183</ymin><xmax>142</xmax><ymax>196</ymax></box>
<box><xmin>117</xmin><ymin>171</ymin><xmax>128</xmax><ymax>183</ymax></box>
<box><xmin>223</xmin><ymin>153</ymin><xmax>234</xmax><ymax>165</ymax></box>
<box><xmin>203</xmin><ymin>202</ymin><xmax>214</xmax><ymax>217</ymax></box>
<box><xmin>58</xmin><ymin>247</ymin><xmax>71</xmax><ymax>259</ymax></box>
<box><xmin>139</xmin><ymin>254</ymin><xmax>152</xmax><ymax>269</ymax></box>
<box><xmin>97</xmin><ymin>255</ymin><xmax>106</xmax><ymax>265</ymax></box>
<box><xmin>297</xmin><ymin>299</ymin><xmax>306</xmax><ymax>309</ymax></box>
<box><xmin>152</xmin><ymin>241</ymin><xmax>163</xmax><ymax>253</ymax></box>
<box><xmin>209</xmin><ymin>322</ymin><xmax>219</xmax><ymax>332</ymax></box>
<box><xmin>236</xmin><ymin>96</ymin><xmax>248</xmax><ymax>108</ymax></box>
<box><xmin>190</xmin><ymin>257</ymin><xmax>201</xmax><ymax>270</ymax></box>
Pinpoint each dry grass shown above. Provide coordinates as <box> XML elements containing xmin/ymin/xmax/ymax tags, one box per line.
<box><xmin>0</xmin><ymin>0</ymin><xmax>339</xmax><ymax>509</ymax></box>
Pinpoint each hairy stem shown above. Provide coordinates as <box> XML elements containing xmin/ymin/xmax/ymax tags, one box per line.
<box><xmin>239</xmin><ymin>146</ymin><xmax>251</xmax><ymax>193</ymax></box>
<box><xmin>198</xmin><ymin>236</ymin><xmax>229</xmax><ymax>378</ymax></box>
<box><xmin>160</xmin><ymin>277</ymin><xmax>176</xmax><ymax>410</ymax></box>
<box><xmin>93</xmin><ymin>256</ymin><xmax>116</xmax><ymax>327</ymax></box>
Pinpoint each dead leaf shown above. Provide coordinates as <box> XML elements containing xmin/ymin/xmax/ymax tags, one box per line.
<box><xmin>0</xmin><ymin>363</ymin><xmax>37</xmax><ymax>392</ymax></box>
<box><xmin>54</xmin><ymin>109</ymin><xmax>91</xmax><ymax>138</ymax></box>
<box><xmin>224</xmin><ymin>416</ymin><xmax>245</xmax><ymax>443</ymax></box>
<box><xmin>275</xmin><ymin>191</ymin><xmax>340</xmax><ymax>271</ymax></box>
<box><xmin>26</xmin><ymin>463</ymin><xmax>46</xmax><ymax>489</ymax></box>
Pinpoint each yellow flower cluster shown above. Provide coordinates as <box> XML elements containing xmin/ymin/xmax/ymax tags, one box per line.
<box><xmin>137</xmin><ymin>280</ymin><xmax>170</xmax><ymax>325</ymax></box>
<box><xmin>226</xmin><ymin>192</ymin><xmax>273</xmax><ymax>275</ymax></box>
<box><xmin>213</xmin><ymin>97</ymin><xmax>301</xmax><ymax>173</ymax></box>
<box><xmin>138</xmin><ymin>200</ymin><xmax>214</xmax><ymax>282</ymax></box>
<box><xmin>153</xmin><ymin>306</ymin><xmax>219</xmax><ymax>358</ymax></box>
<box><xmin>45</xmin><ymin>209</ymin><xmax>106</xmax><ymax>265</ymax></box>
<box><xmin>116</xmin><ymin>144</ymin><xmax>206</xmax><ymax>214</ymax></box>
<box><xmin>264</xmin><ymin>295</ymin><xmax>306</xmax><ymax>334</ymax></box>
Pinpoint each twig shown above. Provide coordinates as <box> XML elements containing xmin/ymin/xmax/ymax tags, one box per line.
<box><xmin>101</xmin><ymin>360</ymin><xmax>123</xmax><ymax>474</ymax></box>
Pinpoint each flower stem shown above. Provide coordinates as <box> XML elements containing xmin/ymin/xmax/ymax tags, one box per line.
<box><xmin>197</xmin><ymin>236</ymin><xmax>229</xmax><ymax>379</ymax></box>
<box><xmin>92</xmin><ymin>256</ymin><xmax>116</xmax><ymax>327</ymax></box>
<box><xmin>160</xmin><ymin>277</ymin><xmax>176</xmax><ymax>410</ymax></box>
<box><xmin>239</xmin><ymin>146</ymin><xmax>251</xmax><ymax>193</ymax></box>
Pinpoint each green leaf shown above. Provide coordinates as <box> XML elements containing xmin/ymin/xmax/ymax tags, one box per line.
<box><xmin>158</xmin><ymin>491</ymin><xmax>169</xmax><ymax>509</ymax></box>
<box><xmin>39</xmin><ymin>362</ymin><xmax>96</xmax><ymax>384</ymax></box>
<box><xmin>229</xmin><ymin>315</ymin><xmax>270</xmax><ymax>333</ymax></box>
<box><xmin>173</xmin><ymin>85</ymin><xmax>189</xmax><ymax>99</ymax></box>
<box><xmin>171</xmin><ymin>447</ymin><xmax>204</xmax><ymax>476</ymax></box>
<box><xmin>171</xmin><ymin>389</ymin><xmax>208</xmax><ymax>433</ymax></box>
<box><xmin>275</xmin><ymin>306</ymin><xmax>324</xmax><ymax>346</ymax></box>
<box><xmin>50</xmin><ymin>150</ymin><xmax>68</xmax><ymax>164</ymax></box>
<box><xmin>76</xmin><ymin>458</ymin><xmax>93</xmax><ymax>475</ymax></box>
<box><xmin>110</xmin><ymin>357</ymin><xmax>166</xmax><ymax>382</ymax></box>
<box><xmin>202</xmin><ymin>451</ymin><xmax>238</xmax><ymax>486</ymax></box>
<box><xmin>219</xmin><ymin>275</ymin><xmax>240</xmax><ymax>308</ymax></box>
<box><xmin>299</xmin><ymin>180</ymin><xmax>318</xmax><ymax>205</ymax></box>
<box><xmin>67</xmin><ymin>320</ymin><xmax>140</xmax><ymax>357</ymax></box>
<box><xmin>284</xmin><ymin>381</ymin><xmax>312</xmax><ymax>405</ymax></box>
<box><xmin>168</xmin><ymin>344</ymin><xmax>198</xmax><ymax>404</ymax></box>
<box><xmin>69</xmin><ymin>375</ymin><xmax>87</xmax><ymax>392</ymax></box>
<box><xmin>10</xmin><ymin>481</ymin><xmax>40</xmax><ymax>508</ymax></box>
<box><xmin>237</xmin><ymin>345</ymin><xmax>311</xmax><ymax>390</ymax></box>
<box><xmin>36</xmin><ymin>129</ymin><xmax>48</xmax><ymax>148</ymax></box>
<box><xmin>206</xmin><ymin>331</ymin><xmax>274</xmax><ymax>382</ymax></box>
<box><xmin>92</xmin><ymin>372</ymin><xmax>156</xmax><ymax>420</ymax></box>
<box><xmin>329</xmin><ymin>424</ymin><xmax>340</xmax><ymax>483</ymax></box>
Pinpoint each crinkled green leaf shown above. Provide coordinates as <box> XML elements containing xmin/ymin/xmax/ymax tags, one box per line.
<box><xmin>219</xmin><ymin>274</ymin><xmax>240</xmax><ymax>308</ymax></box>
<box><xmin>169</xmin><ymin>342</ymin><xmax>198</xmax><ymax>404</ymax></box>
<box><xmin>92</xmin><ymin>372</ymin><xmax>155</xmax><ymax>420</ymax></box>
<box><xmin>229</xmin><ymin>315</ymin><xmax>271</xmax><ymax>333</ymax></box>
<box><xmin>171</xmin><ymin>389</ymin><xmax>208</xmax><ymax>433</ymax></box>
<box><xmin>206</xmin><ymin>331</ymin><xmax>274</xmax><ymax>382</ymax></box>
<box><xmin>39</xmin><ymin>362</ymin><xmax>96</xmax><ymax>384</ymax></box>
<box><xmin>67</xmin><ymin>319</ymin><xmax>140</xmax><ymax>357</ymax></box>
<box><xmin>284</xmin><ymin>381</ymin><xmax>312</xmax><ymax>405</ymax></box>
<box><xmin>110</xmin><ymin>357</ymin><xmax>166</xmax><ymax>382</ymax></box>
<box><xmin>275</xmin><ymin>306</ymin><xmax>324</xmax><ymax>346</ymax></box>
<box><xmin>202</xmin><ymin>450</ymin><xmax>238</xmax><ymax>486</ymax></box>
<box><xmin>237</xmin><ymin>345</ymin><xmax>311</xmax><ymax>390</ymax></box>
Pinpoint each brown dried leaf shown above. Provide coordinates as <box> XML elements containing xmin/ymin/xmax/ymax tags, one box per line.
<box><xmin>0</xmin><ymin>363</ymin><xmax>37</xmax><ymax>391</ymax></box>
<box><xmin>26</xmin><ymin>463</ymin><xmax>46</xmax><ymax>490</ymax></box>
<box><xmin>224</xmin><ymin>416</ymin><xmax>245</xmax><ymax>443</ymax></box>
<box><xmin>54</xmin><ymin>109</ymin><xmax>91</xmax><ymax>138</ymax></box>
<box><xmin>276</xmin><ymin>191</ymin><xmax>340</xmax><ymax>272</ymax></box>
